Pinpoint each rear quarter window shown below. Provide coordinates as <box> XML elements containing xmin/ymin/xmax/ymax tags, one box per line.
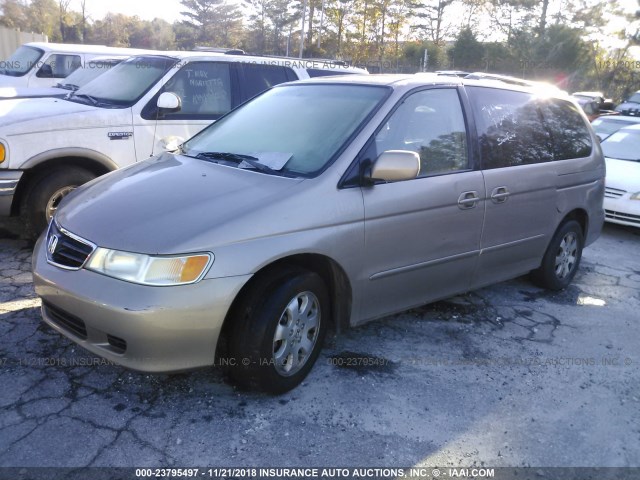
<box><xmin>239</xmin><ymin>64</ymin><xmax>297</xmax><ymax>101</ymax></box>
<box><xmin>307</xmin><ymin>68</ymin><xmax>356</xmax><ymax>78</ymax></box>
<box><xmin>467</xmin><ymin>86</ymin><xmax>553</xmax><ymax>169</ymax></box>
<box><xmin>539</xmin><ymin>99</ymin><xmax>592</xmax><ymax>160</ymax></box>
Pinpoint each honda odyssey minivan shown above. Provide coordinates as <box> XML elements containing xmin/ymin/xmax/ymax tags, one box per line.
<box><xmin>32</xmin><ymin>74</ymin><xmax>605</xmax><ymax>393</ymax></box>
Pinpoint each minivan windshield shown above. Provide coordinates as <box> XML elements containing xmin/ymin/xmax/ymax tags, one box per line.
<box><xmin>0</xmin><ymin>46</ymin><xmax>44</xmax><ymax>77</ymax></box>
<box><xmin>68</xmin><ymin>56</ymin><xmax>176</xmax><ymax>107</ymax></box>
<box><xmin>183</xmin><ymin>84</ymin><xmax>388</xmax><ymax>176</ymax></box>
<box><xmin>601</xmin><ymin>130</ymin><xmax>640</xmax><ymax>162</ymax></box>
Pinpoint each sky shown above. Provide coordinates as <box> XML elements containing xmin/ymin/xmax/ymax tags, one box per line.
<box><xmin>79</xmin><ymin>0</ymin><xmax>185</xmax><ymax>22</ymax></box>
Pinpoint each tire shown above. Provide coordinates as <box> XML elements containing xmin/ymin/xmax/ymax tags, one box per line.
<box><xmin>22</xmin><ymin>168</ymin><xmax>96</xmax><ymax>240</ymax></box>
<box><xmin>530</xmin><ymin>220</ymin><xmax>584</xmax><ymax>291</ymax></box>
<box><xmin>227</xmin><ymin>267</ymin><xmax>329</xmax><ymax>394</ymax></box>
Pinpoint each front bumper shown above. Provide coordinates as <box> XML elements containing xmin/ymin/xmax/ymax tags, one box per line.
<box><xmin>0</xmin><ymin>170</ymin><xmax>22</xmax><ymax>216</ymax></box>
<box><xmin>32</xmin><ymin>235</ymin><xmax>252</xmax><ymax>373</ymax></box>
<box><xmin>603</xmin><ymin>196</ymin><xmax>640</xmax><ymax>228</ymax></box>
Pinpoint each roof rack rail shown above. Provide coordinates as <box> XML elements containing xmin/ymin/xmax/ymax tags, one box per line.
<box><xmin>193</xmin><ymin>47</ymin><xmax>246</xmax><ymax>55</ymax></box>
<box><xmin>464</xmin><ymin>72</ymin><xmax>560</xmax><ymax>90</ymax></box>
<box><xmin>246</xmin><ymin>53</ymin><xmax>350</xmax><ymax>66</ymax></box>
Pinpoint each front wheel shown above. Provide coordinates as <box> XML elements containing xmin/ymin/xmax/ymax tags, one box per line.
<box><xmin>22</xmin><ymin>167</ymin><xmax>96</xmax><ymax>239</ymax></box>
<box><xmin>227</xmin><ymin>268</ymin><xmax>329</xmax><ymax>394</ymax></box>
<box><xmin>530</xmin><ymin>220</ymin><xmax>584</xmax><ymax>291</ymax></box>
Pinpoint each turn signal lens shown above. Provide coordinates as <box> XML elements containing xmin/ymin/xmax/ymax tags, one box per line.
<box><xmin>0</xmin><ymin>143</ymin><xmax>5</xmax><ymax>164</ymax></box>
<box><xmin>181</xmin><ymin>255</ymin><xmax>211</xmax><ymax>283</ymax></box>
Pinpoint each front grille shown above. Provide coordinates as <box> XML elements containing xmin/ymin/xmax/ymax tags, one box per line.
<box><xmin>107</xmin><ymin>335</ymin><xmax>127</xmax><ymax>354</ymax></box>
<box><xmin>605</xmin><ymin>209</ymin><xmax>640</xmax><ymax>225</ymax></box>
<box><xmin>604</xmin><ymin>187</ymin><xmax>626</xmax><ymax>199</ymax></box>
<box><xmin>43</xmin><ymin>302</ymin><xmax>87</xmax><ymax>339</ymax></box>
<box><xmin>46</xmin><ymin>221</ymin><xmax>95</xmax><ymax>270</ymax></box>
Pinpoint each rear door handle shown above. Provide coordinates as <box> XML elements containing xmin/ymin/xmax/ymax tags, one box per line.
<box><xmin>491</xmin><ymin>186</ymin><xmax>510</xmax><ymax>204</ymax></box>
<box><xmin>458</xmin><ymin>191</ymin><xmax>480</xmax><ymax>209</ymax></box>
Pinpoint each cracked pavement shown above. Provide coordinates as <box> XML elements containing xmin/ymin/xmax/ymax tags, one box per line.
<box><xmin>1</xmin><ymin>217</ymin><xmax>639</xmax><ymax>470</ymax></box>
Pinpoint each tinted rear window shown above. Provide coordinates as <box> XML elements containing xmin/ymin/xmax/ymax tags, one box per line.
<box><xmin>307</xmin><ymin>68</ymin><xmax>356</xmax><ymax>78</ymax></box>
<box><xmin>539</xmin><ymin>99</ymin><xmax>592</xmax><ymax>160</ymax></box>
<box><xmin>240</xmin><ymin>64</ymin><xmax>296</xmax><ymax>100</ymax></box>
<box><xmin>468</xmin><ymin>87</ymin><xmax>592</xmax><ymax>168</ymax></box>
<box><xmin>467</xmin><ymin>86</ymin><xmax>553</xmax><ymax>169</ymax></box>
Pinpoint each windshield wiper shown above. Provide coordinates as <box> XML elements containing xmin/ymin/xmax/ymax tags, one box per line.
<box><xmin>71</xmin><ymin>93</ymin><xmax>99</xmax><ymax>106</ymax></box>
<box><xmin>195</xmin><ymin>152</ymin><xmax>281</xmax><ymax>175</ymax></box>
<box><xmin>58</xmin><ymin>83</ymin><xmax>79</xmax><ymax>91</ymax></box>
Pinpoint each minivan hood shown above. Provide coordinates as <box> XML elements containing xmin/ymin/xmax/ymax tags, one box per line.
<box><xmin>0</xmin><ymin>97</ymin><xmax>95</xmax><ymax>129</ymax></box>
<box><xmin>56</xmin><ymin>154</ymin><xmax>305</xmax><ymax>254</ymax></box>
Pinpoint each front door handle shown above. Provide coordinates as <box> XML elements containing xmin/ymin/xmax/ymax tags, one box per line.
<box><xmin>458</xmin><ymin>191</ymin><xmax>480</xmax><ymax>209</ymax></box>
<box><xmin>491</xmin><ymin>186</ymin><xmax>510</xmax><ymax>204</ymax></box>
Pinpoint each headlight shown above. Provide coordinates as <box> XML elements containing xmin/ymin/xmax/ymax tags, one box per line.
<box><xmin>86</xmin><ymin>248</ymin><xmax>213</xmax><ymax>286</ymax></box>
<box><xmin>631</xmin><ymin>192</ymin><xmax>640</xmax><ymax>200</ymax></box>
<box><xmin>0</xmin><ymin>143</ymin><xmax>5</xmax><ymax>164</ymax></box>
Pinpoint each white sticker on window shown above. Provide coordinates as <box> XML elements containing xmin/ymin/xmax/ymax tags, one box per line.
<box><xmin>249</xmin><ymin>152</ymin><xmax>293</xmax><ymax>170</ymax></box>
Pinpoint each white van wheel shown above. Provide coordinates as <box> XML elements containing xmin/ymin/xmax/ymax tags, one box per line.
<box><xmin>23</xmin><ymin>167</ymin><xmax>96</xmax><ymax>239</ymax></box>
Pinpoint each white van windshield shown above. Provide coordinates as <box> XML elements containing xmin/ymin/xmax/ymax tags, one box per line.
<box><xmin>0</xmin><ymin>46</ymin><xmax>44</xmax><ymax>77</ymax></box>
<box><xmin>184</xmin><ymin>84</ymin><xmax>388</xmax><ymax>177</ymax></box>
<box><xmin>68</xmin><ymin>56</ymin><xmax>176</xmax><ymax>107</ymax></box>
<box><xmin>58</xmin><ymin>59</ymin><xmax>122</xmax><ymax>91</ymax></box>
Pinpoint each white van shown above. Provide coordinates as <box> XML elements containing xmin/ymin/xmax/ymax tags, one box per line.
<box><xmin>0</xmin><ymin>43</ymin><xmax>149</xmax><ymax>88</ymax></box>
<box><xmin>0</xmin><ymin>51</ymin><xmax>367</xmax><ymax>236</ymax></box>
<box><xmin>0</xmin><ymin>57</ymin><xmax>125</xmax><ymax>100</ymax></box>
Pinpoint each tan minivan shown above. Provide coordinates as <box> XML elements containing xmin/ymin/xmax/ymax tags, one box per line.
<box><xmin>32</xmin><ymin>74</ymin><xmax>605</xmax><ymax>393</ymax></box>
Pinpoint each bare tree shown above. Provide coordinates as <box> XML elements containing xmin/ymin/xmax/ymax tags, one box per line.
<box><xmin>58</xmin><ymin>0</ymin><xmax>71</xmax><ymax>42</ymax></box>
<box><xmin>80</xmin><ymin>0</ymin><xmax>89</xmax><ymax>42</ymax></box>
<box><xmin>410</xmin><ymin>0</ymin><xmax>455</xmax><ymax>44</ymax></box>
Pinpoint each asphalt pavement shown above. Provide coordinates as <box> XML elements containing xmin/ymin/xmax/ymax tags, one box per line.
<box><xmin>1</xmin><ymin>217</ymin><xmax>639</xmax><ymax>471</ymax></box>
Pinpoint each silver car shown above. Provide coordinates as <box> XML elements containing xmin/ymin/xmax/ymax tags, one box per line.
<box><xmin>32</xmin><ymin>74</ymin><xmax>605</xmax><ymax>393</ymax></box>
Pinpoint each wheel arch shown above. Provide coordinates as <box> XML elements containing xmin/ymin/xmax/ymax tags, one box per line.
<box><xmin>216</xmin><ymin>253</ymin><xmax>353</xmax><ymax>357</ymax></box>
<box><xmin>560</xmin><ymin>208</ymin><xmax>588</xmax><ymax>237</ymax></box>
<box><xmin>11</xmin><ymin>150</ymin><xmax>117</xmax><ymax>215</ymax></box>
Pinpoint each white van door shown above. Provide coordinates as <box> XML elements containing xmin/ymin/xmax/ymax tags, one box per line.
<box><xmin>131</xmin><ymin>61</ymin><xmax>298</xmax><ymax>159</ymax></box>
<box><xmin>28</xmin><ymin>53</ymin><xmax>83</xmax><ymax>88</ymax></box>
<box><xmin>132</xmin><ymin>61</ymin><xmax>239</xmax><ymax>159</ymax></box>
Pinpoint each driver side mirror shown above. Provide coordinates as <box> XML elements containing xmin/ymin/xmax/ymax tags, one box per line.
<box><xmin>157</xmin><ymin>92</ymin><xmax>182</xmax><ymax>113</ymax></box>
<box><xmin>364</xmin><ymin>150</ymin><xmax>420</xmax><ymax>184</ymax></box>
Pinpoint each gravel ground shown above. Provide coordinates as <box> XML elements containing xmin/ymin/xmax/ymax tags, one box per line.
<box><xmin>1</xmin><ymin>216</ymin><xmax>639</xmax><ymax>472</ymax></box>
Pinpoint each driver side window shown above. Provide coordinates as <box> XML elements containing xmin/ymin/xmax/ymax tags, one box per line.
<box><xmin>375</xmin><ymin>88</ymin><xmax>468</xmax><ymax>177</ymax></box>
<box><xmin>150</xmin><ymin>62</ymin><xmax>233</xmax><ymax>119</ymax></box>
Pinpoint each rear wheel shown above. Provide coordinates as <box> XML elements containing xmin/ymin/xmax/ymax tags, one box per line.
<box><xmin>227</xmin><ymin>268</ymin><xmax>329</xmax><ymax>394</ymax></box>
<box><xmin>530</xmin><ymin>220</ymin><xmax>584</xmax><ymax>291</ymax></box>
<box><xmin>22</xmin><ymin>167</ymin><xmax>96</xmax><ymax>239</ymax></box>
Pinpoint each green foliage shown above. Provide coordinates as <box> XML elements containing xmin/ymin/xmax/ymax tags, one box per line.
<box><xmin>0</xmin><ymin>0</ymin><xmax>637</xmax><ymax>100</ymax></box>
<box><xmin>449</xmin><ymin>27</ymin><xmax>483</xmax><ymax>70</ymax></box>
<box><xmin>129</xmin><ymin>19</ymin><xmax>176</xmax><ymax>50</ymax></box>
<box><xmin>179</xmin><ymin>0</ymin><xmax>243</xmax><ymax>47</ymax></box>
<box><xmin>402</xmin><ymin>40</ymin><xmax>446</xmax><ymax>71</ymax></box>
